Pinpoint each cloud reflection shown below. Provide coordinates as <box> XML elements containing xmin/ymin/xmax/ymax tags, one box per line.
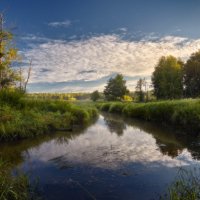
<box><xmin>24</xmin><ymin>116</ymin><xmax>199</xmax><ymax>169</ymax></box>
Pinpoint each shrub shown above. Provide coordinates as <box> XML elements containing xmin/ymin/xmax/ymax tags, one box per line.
<box><xmin>108</xmin><ymin>102</ymin><xmax>124</xmax><ymax>114</ymax></box>
<box><xmin>99</xmin><ymin>103</ymin><xmax>112</xmax><ymax>112</ymax></box>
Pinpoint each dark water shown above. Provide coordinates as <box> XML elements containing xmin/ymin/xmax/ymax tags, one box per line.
<box><xmin>1</xmin><ymin>113</ymin><xmax>200</xmax><ymax>200</ymax></box>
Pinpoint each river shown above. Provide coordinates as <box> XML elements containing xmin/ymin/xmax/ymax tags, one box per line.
<box><xmin>1</xmin><ymin>113</ymin><xmax>200</xmax><ymax>200</ymax></box>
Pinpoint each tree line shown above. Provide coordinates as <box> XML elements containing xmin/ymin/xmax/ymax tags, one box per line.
<box><xmin>1</xmin><ymin>13</ymin><xmax>200</xmax><ymax>101</ymax></box>
<box><xmin>92</xmin><ymin>50</ymin><xmax>200</xmax><ymax>101</ymax></box>
<box><xmin>152</xmin><ymin>52</ymin><xmax>200</xmax><ymax>99</ymax></box>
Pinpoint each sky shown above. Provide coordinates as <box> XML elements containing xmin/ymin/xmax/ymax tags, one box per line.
<box><xmin>1</xmin><ymin>0</ymin><xmax>200</xmax><ymax>92</ymax></box>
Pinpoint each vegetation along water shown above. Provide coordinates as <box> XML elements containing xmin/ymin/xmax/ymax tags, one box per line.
<box><xmin>1</xmin><ymin>10</ymin><xmax>200</xmax><ymax>200</ymax></box>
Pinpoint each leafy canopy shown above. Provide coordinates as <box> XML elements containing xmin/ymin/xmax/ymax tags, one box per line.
<box><xmin>104</xmin><ymin>74</ymin><xmax>129</xmax><ymax>101</ymax></box>
<box><xmin>0</xmin><ymin>15</ymin><xmax>20</xmax><ymax>89</ymax></box>
<box><xmin>183</xmin><ymin>50</ymin><xmax>200</xmax><ymax>98</ymax></box>
<box><xmin>91</xmin><ymin>90</ymin><xmax>101</xmax><ymax>102</ymax></box>
<box><xmin>152</xmin><ymin>56</ymin><xmax>183</xmax><ymax>99</ymax></box>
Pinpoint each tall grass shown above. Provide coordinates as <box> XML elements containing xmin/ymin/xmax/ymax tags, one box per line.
<box><xmin>162</xmin><ymin>168</ymin><xmax>200</xmax><ymax>200</ymax></box>
<box><xmin>0</xmin><ymin>88</ymin><xmax>24</xmax><ymax>106</ymax></box>
<box><xmin>97</xmin><ymin>99</ymin><xmax>200</xmax><ymax>133</ymax></box>
<box><xmin>0</xmin><ymin>90</ymin><xmax>98</xmax><ymax>141</ymax></box>
<box><xmin>0</xmin><ymin>159</ymin><xmax>41</xmax><ymax>200</ymax></box>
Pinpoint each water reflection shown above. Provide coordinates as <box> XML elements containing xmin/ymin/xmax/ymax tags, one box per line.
<box><xmin>0</xmin><ymin>122</ymin><xmax>95</xmax><ymax>166</ymax></box>
<box><xmin>104</xmin><ymin>115</ymin><xmax>126</xmax><ymax>136</ymax></box>
<box><xmin>20</xmin><ymin>115</ymin><xmax>200</xmax><ymax>170</ymax></box>
<box><xmin>1</xmin><ymin>113</ymin><xmax>200</xmax><ymax>200</ymax></box>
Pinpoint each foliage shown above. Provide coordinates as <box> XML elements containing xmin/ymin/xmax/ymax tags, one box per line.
<box><xmin>135</xmin><ymin>78</ymin><xmax>146</xmax><ymax>102</ymax></box>
<box><xmin>0</xmin><ymin>159</ymin><xmax>41</xmax><ymax>200</ymax></box>
<box><xmin>97</xmin><ymin>99</ymin><xmax>200</xmax><ymax>133</ymax></box>
<box><xmin>0</xmin><ymin>15</ymin><xmax>20</xmax><ymax>89</ymax></box>
<box><xmin>183</xmin><ymin>50</ymin><xmax>200</xmax><ymax>98</ymax></box>
<box><xmin>104</xmin><ymin>74</ymin><xmax>129</xmax><ymax>101</ymax></box>
<box><xmin>152</xmin><ymin>56</ymin><xmax>183</xmax><ymax>99</ymax></box>
<box><xmin>122</xmin><ymin>95</ymin><xmax>133</xmax><ymax>102</ymax></box>
<box><xmin>90</xmin><ymin>90</ymin><xmax>101</xmax><ymax>101</ymax></box>
<box><xmin>161</xmin><ymin>168</ymin><xmax>200</xmax><ymax>200</ymax></box>
<box><xmin>108</xmin><ymin>102</ymin><xmax>125</xmax><ymax>114</ymax></box>
<box><xmin>27</xmin><ymin>92</ymin><xmax>93</xmax><ymax>101</ymax></box>
<box><xmin>0</xmin><ymin>88</ymin><xmax>24</xmax><ymax>106</ymax></box>
<box><xmin>0</xmin><ymin>96</ymin><xmax>98</xmax><ymax>141</ymax></box>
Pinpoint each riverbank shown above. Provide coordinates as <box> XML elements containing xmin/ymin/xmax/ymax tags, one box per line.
<box><xmin>96</xmin><ymin>99</ymin><xmax>200</xmax><ymax>134</ymax></box>
<box><xmin>0</xmin><ymin>90</ymin><xmax>98</xmax><ymax>141</ymax></box>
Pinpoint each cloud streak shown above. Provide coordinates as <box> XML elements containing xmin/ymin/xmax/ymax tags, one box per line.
<box><xmin>21</xmin><ymin>33</ymin><xmax>200</xmax><ymax>92</ymax></box>
<box><xmin>47</xmin><ymin>20</ymin><xmax>71</xmax><ymax>28</ymax></box>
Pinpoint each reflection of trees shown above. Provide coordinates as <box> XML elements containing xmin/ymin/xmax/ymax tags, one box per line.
<box><xmin>0</xmin><ymin>118</ymin><xmax>98</xmax><ymax>168</ymax></box>
<box><xmin>122</xmin><ymin>117</ymin><xmax>186</xmax><ymax>158</ymax></box>
<box><xmin>102</xmin><ymin>113</ymin><xmax>200</xmax><ymax>159</ymax></box>
<box><xmin>156</xmin><ymin>141</ymin><xmax>182</xmax><ymax>158</ymax></box>
<box><xmin>103</xmin><ymin>114</ymin><xmax>126</xmax><ymax>136</ymax></box>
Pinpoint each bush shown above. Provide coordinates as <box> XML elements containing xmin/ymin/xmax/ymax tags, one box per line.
<box><xmin>108</xmin><ymin>102</ymin><xmax>124</xmax><ymax>114</ymax></box>
<box><xmin>99</xmin><ymin>103</ymin><xmax>111</xmax><ymax>112</ymax></box>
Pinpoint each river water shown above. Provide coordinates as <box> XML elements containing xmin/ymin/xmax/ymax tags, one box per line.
<box><xmin>1</xmin><ymin>113</ymin><xmax>200</xmax><ymax>200</ymax></box>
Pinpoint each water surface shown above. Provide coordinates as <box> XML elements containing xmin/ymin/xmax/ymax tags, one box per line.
<box><xmin>1</xmin><ymin>113</ymin><xmax>200</xmax><ymax>200</ymax></box>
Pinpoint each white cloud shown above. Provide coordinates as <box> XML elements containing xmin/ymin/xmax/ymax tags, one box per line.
<box><xmin>21</xmin><ymin>34</ymin><xmax>200</xmax><ymax>92</ymax></box>
<box><xmin>24</xmin><ymin>115</ymin><xmax>199</xmax><ymax>169</ymax></box>
<box><xmin>48</xmin><ymin>20</ymin><xmax>71</xmax><ymax>28</ymax></box>
<box><xmin>118</xmin><ymin>27</ymin><xmax>128</xmax><ymax>32</ymax></box>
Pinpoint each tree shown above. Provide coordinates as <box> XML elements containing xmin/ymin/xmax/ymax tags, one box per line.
<box><xmin>135</xmin><ymin>78</ymin><xmax>145</xmax><ymax>102</ymax></box>
<box><xmin>104</xmin><ymin>74</ymin><xmax>129</xmax><ymax>101</ymax></box>
<box><xmin>91</xmin><ymin>90</ymin><xmax>100</xmax><ymax>102</ymax></box>
<box><xmin>0</xmin><ymin>14</ymin><xmax>20</xmax><ymax>90</ymax></box>
<box><xmin>152</xmin><ymin>56</ymin><xmax>183</xmax><ymax>99</ymax></box>
<box><xmin>183</xmin><ymin>50</ymin><xmax>200</xmax><ymax>97</ymax></box>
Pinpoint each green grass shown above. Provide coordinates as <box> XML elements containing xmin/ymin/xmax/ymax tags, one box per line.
<box><xmin>0</xmin><ymin>159</ymin><xmax>41</xmax><ymax>200</ymax></box>
<box><xmin>161</xmin><ymin>168</ymin><xmax>200</xmax><ymax>200</ymax></box>
<box><xmin>0</xmin><ymin>90</ymin><xmax>98</xmax><ymax>141</ymax></box>
<box><xmin>96</xmin><ymin>99</ymin><xmax>200</xmax><ymax>133</ymax></box>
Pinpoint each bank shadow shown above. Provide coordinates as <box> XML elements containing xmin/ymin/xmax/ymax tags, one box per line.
<box><xmin>102</xmin><ymin>112</ymin><xmax>200</xmax><ymax>159</ymax></box>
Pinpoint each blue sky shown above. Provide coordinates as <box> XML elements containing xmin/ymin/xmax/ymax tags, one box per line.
<box><xmin>1</xmin><ymin>0</ymin><xmax>200</xmax><ymax>92</ymax></box>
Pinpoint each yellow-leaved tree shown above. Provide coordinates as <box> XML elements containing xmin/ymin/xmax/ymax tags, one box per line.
<box><xmin>0</xmin><ymin>13</ymin><xmax>21</xmax><ymax>90</ymax></box>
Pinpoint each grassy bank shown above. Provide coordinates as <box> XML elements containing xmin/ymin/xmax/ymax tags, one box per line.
<box><xmin>0</xmin><ymin>89</ymin><xmax>98</xmax><ymax>141</ymax></box>
<box><xmin>96</xmin><ymin>99</ymin><xmax>200</xmax><ymax>134</ymax></box>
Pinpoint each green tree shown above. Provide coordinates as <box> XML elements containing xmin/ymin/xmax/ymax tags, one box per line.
<box><xmin>135</xmin><ymin>78</ymin><xmax>145</xmax><ymax>102</ymax></box>
<box><xmin>0</xmin><ymin>14</ymin><xmax>20</xmax><ymax>90</ymax></box>
<box><xmin>91</xmin><ymin>90</ymin><xmax>100</xmax><ymax>102</ymax></box>
<box><xmin>152</xmin><ymin>56</ymin><xmax>183</xmax><ymax>99</ymax></box>
<box><xmin>183</xmin><ymin>50</ymin><xmax>200</xmax><ymax>97</ymax></box>
<box><xmin>104</xmin><ymin>74</ymin><xmax>129</xmax><ymax>101</ymax></box>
